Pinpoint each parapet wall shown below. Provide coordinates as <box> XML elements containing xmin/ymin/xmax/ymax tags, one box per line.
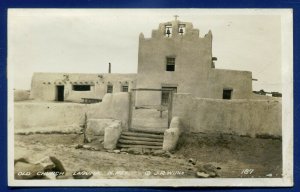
<box><xmin>172</xmin><ymin>93</ymin><xmax>282</xmax><ymax>137</ymax></box>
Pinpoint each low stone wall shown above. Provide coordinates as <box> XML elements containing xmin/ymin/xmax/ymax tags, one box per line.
<box><xmin>172</xmin><ymin>93</ymin><xmax>282</xmax><ymax>137</ymax></box>
<box><xmin>14</xmin><ymin>90</ymin><xmax>30</xmax><ymax>101</ymax></box>
<box><xmin>14</xmin><ymin>102</ymin><xmax>88</xmax><ymax>132</ymax></box>
<box><xmin>88</xmin><ymin>92</ymin><xmax>130</xmax><ymax>130</ymax></box>
<box><xmin>14</xmin><ymin>93</ymin><xmax>130</xmax><ymax>133</ymax></box>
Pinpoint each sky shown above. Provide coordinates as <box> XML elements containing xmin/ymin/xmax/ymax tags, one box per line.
<box><xmin>8</xmin><ymin>9</ymin><xmax>283</xmax><ymax>92</ymax></box>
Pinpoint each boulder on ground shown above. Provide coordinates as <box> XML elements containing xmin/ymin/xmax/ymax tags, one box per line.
<box><xmin>196</xmin><ymin>171</ymin><xmax>210</xmax><ymax>178</ymax></box>
<box><xmin>14</xmin><ymin>157</ymin><xmax>30</xmax><ymax>165</ymax></box>
<box><xmin>14</xmin><ymin>156</ymin><xmax>66</xmax><ymax>180</ymax></box>
<box><xmin>35</xmin><ymin>156</ymin><xmax>66</xmax><ymax>174</ymax></box>
<box><xmin>188</xmin><ymin>158</ymin><xmax>197</xmax><ymax>165</ymax></box>
<box><xmin>152</xmin><ymin>149</ymin><xmax>166</xmax><ymax>156</ymax></box>
<box><xmin>14</xmin><ymin>162</ymin><xmax>45</xmax><ymax>179</ymax></box>
<box><xmin>49</xmin><ymin>156</ymin><xmax>66</xmax><ymax>173</ymax></box>
<box><xmin>196</xmin><ymin>164</ymin><xmax>220</xmax><ymax>178</ymax></box>
<box><xmin>34</xmin><ymin>156</ymin><xmax>55</xmax><ymax>171</ymax></box>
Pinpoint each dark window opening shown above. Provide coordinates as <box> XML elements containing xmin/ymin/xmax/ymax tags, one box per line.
<box><xmin>223</xmin><ymin>89</ymin><xmax>232</xmax><ymax>100</ymax></box>
<box><xmin>122</xmin><ymin>85</ymin><xmax>128</xmax><ymax>92</ymax></box>
<box><xmin>72</xmin><ymin>85</ymin><xmax>91</xmax><ymax>91</ymax></box>
<box><xmin>166</xmin><ymin>57</ymin><xmax>175</xmax><ymax>71</ymax></box>
<box><xmin>161</xmin><ymin>87</ymin><xmax>177</xmax><ymax>106</ymax></box>
<box><xmin>56</xmin><ymin>85</ymin><xmax>64</xmax><ymax>101</ymax></box>
<box><xmin>107</xmin><ymin>85</ymin><xmax>113</xmax><ymax>93</ymax></box>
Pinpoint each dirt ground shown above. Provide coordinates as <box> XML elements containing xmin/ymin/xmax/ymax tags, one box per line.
<box><xmin>14</xmin><ymin>132</ymin><xmax>282</xmax><ymax>179</ymax></box>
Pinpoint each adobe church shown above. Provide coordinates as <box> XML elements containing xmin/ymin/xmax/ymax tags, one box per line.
<box><xmin>30</xmin><ymin>18</ymin><xmax>255</xmax><ymax>105</ymax></box>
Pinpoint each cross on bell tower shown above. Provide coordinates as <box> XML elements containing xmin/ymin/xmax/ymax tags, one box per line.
<box><xmin>174</xmin><ymin>15</ymin><xmax>179</xmax><ymax>21</ymax></box>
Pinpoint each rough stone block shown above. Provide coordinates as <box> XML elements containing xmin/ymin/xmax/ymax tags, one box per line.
<box><xmin>14</xmin><ymin>157</ymin><xmax>30</xmax><ymax>165</ymax></box>
<box><xmin>103</xmin><ymin>122</ymin><xmax>122</xmax><ymax>150</ymax></box>
<box><xmin>14</xmin><ymin>162</ymin><xmax>45</xmax><ymax>179</ymax></box>
<box><xmin>34</xmin><ymin>156</ymin><xmax>56</xmax><ymax>171</ymax></box>
<box><xmin>34</xmin><ymin>156</ymin><xmax>66</xmax><ymax>174</ymax></box>
<box><xmin>162</xmin><ymin>128</ymin><xmax>180</xmax><ymax>151</ymax></box>
<box><xmin>86</xmin><ymin>119</ymin><xmax>121</xmax><ymax>140</ymax></box>
<box><xmin>169</xmin><ymin>116</ymin><xmax>182</xmax><ymax>133</ymax></box>
<box><xmin>196</xmin><ymin>171</ymin><xmax>210</xmax><ymax>178</ymax></box>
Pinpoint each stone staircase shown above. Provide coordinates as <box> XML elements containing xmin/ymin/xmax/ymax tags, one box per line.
<box><xmin>117</xmin><ymin>130</ymin><xmax>164</xmax><ymax>149</ymax></box>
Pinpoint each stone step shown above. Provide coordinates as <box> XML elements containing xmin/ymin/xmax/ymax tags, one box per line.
<box><xmin>120</xmin><ymin>135</ymin><xmax>163</xmax><ymax>142</ymax></box>
<box><xmin>130</xmin><ymin>127</ymin><xmax>166</xmax><ymax>134</ymax></box>
<box><xmin>121</xmin><ymin>131</ymin><xmax>164</xmax><ymax>139</ymax></box>
<box><xmin>118</xmin><ymin>139</ymin><xmax>163</xmax><ymax>146</ymax></box>
<box><xmin>117</xmin><ymin>144</ymin><xmax>162</xmax><ymax>149</ymax></box>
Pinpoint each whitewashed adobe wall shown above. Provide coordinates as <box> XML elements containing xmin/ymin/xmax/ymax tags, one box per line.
<box><xmin>172</xmin><ymin>93</ymin><xmax>282</xmax><ymax>137</ymax></box>
<box><xmin>136</xmin><ymin>19</ymin><xmax>253</xmax><ymax>106</ymax></box>
<box><xmin>14</xmin><ymin>102</ymin><xmax>87</xmax><ymax>130</ymax></box>
<box><xmin>14</xmin><ymin>93</ymin><xmax>130</xmax><ymax>132</ymax></box>
<box><xmin>14</xmin><ymin>90</ymin><xmax>30</xmax><ymax>101</ymax></box>
<box><xmin>30</xmin><ymin>72</ymin><xmax>136</xmax><ymax>102</ymax></box>
<box><xmin>88</xmin><ymin>92</ymin><xmax>130</xmax><ymax>130</ymax></box>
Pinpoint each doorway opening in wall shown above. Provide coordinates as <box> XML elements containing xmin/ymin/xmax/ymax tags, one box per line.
<box><xmin>129</xmin><ymin>88</ymin><xmax>176</xmax><ymax>134</ymax></box>
<box><xmin>223</xmin><ymin>89</ymin><xmax>233</xmax><ymax>100</ymax></box>
<box><xmin>56</xmin><ymin>85</ymin><xmax>64</xmax><ymax>102</ymax></box>
<box><xmin>161</xmin><ymin>87</ymin><xmax>177</xmax><ymax>106</ymax></box>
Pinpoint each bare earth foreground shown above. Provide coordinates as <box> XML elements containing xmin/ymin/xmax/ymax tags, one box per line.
<box><xmin>14</xmin><ymin>132</ymin><xmax>282</xmax><ymax>179</ymax></box>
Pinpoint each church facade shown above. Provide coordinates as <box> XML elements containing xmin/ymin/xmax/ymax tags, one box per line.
<box><xmin>30</xmin><ymin>19</ymin><xmax>254</xmax><ymax>104</ymax></box>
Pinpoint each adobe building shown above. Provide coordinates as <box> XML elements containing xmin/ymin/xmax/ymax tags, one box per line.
<box><xmin>29</xmin><ymin>18</ymin><xmax>254</xmax><ymax>104</ymax></box>
<box><xmin>15</xmin><ymin>17</ymin><xmax>282</xmax><ymax>140</ymax></box>
<box><xmin>30</xmin><ymin>72</ymin><xmax>136</xmax><ymax>102</ymax></box>
<box><xmin>136</xmin><ymin>18</ymin><xmax>252</xmax><ymax>106</ymax></box>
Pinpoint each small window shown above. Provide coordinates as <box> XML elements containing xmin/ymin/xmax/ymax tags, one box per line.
<box><xmin>107</xmin><ymin>85</ymin><xmax>113</xmax><ymax>93</ymax></box>
<box><xmin>72</xmin><ymin>85</ymin><xmax>91</xmax><ymax>91</ymax></box>
<box><xmin>166</xmin><ymin>57</ymin><xmax>175</xmax><ymax>71</ymax></box>
<box><xmin>122</xmin><ymin>85</ymin><xmax>129</xmax><ymax>92</ymax></box>
<box><xmin>223</xmin><ymin>89</ymin><xmax>232</xmax><ymax>100</ymax></box>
